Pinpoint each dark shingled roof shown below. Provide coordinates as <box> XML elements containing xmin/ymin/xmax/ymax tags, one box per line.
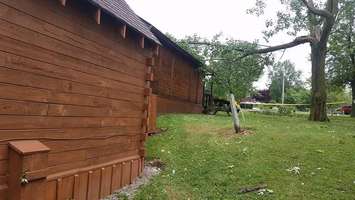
<box><xmin>88</xmin><ymin>0</ymin><xmax>160</xmax><ymax>44</ymax></box>
<box><xmin>87</xmin><ymin>0</ymin><xmax>202</xmax><ymax>67</ymax></box>
<box><xmin>140</xmin><ymin>18</ymin><xmax>203</xmax><ymax>67</ymax></box>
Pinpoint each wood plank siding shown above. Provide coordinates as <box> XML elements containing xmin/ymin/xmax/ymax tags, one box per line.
<box><xmin>0</xmin><ymin>0</ymin><xmax>153</xmax><ymax>198</ymax></box>
<box><xmin>152</xmin><ymin>47</ymin><xmax>203</xmax><ymax>114</ymax></box>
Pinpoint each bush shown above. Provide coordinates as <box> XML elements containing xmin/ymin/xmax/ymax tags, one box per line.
<box><xmin>278</xmin><ymin>106</ymin><xmax>295</xmax><ymax>116</ymax></box>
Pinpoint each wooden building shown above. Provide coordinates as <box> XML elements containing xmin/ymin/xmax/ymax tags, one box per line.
<box><xmin>0</xmin><ymin>0</ymin><xmax>203</xmax><ymax>199</ymax></box>
<box><xmin>141</xmin><ymin>22</ymin><xmax>204</xmax><ymax>133</ymax></box>
<box><xmin>0</xmin><ymin>0</ymin><xmax>159</xmax><ymax>199</ymax></box>
<box><xmin>149</xmin><ymin>26</ymin><xmax>204</xmax><ymax>114</ymax></box>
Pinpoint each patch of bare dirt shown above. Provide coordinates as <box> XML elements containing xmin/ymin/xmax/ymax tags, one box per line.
<box><xmin>147</xmin><ymin>158</ymin><xmax>166</xmax><ymax>170</ymax></box>
<box><xmin>215</xmin><ymin>127</ymin><xmax>254</xmax><ymax>138</ymax></box>
<box><xmin>184</xmin><ymin>123</ymin><xmax>254</xmax><ymax>139</ymax></box>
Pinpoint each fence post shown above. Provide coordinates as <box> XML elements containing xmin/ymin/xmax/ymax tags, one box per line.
<box><xmin>8</xmin><ymin>140</ymin><xmax>50</xmax><ymax>200</ymax></box>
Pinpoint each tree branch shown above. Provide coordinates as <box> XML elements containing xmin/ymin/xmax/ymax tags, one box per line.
<box><xmin>196</xmin><ymin>36</ymin><xmax>315</xmax><ymax>62</ymax></box>
<box><xmin>188</xmin><ymin>41</ymin><xmax>272</xmax><ymax>48</ymax></box>
<box><xmin>300</xmin><ymin>0</ymin><xmax>333</xmax><ymax>20</ymax></box>
<box><xmin>319</xmin><ymin>0</ymin><xmax>338</xmax><ymax>45</ymax></box>
<box><xmin>245</xmin><ymin>36</ymin><xmax>315</xmax><ymax>55</ymax></box>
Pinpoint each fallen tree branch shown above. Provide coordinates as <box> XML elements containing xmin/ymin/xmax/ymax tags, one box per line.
<box><xmin>148</xmin><ymin>127</ymin><xmax>170</xmax><ymax>136</ymax></box>
<box><xmin>238</xmin><ymin>184</ymin><xmax>268</xmax><ymax>194</ymax></box>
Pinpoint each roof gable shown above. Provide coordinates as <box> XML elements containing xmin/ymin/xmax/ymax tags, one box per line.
<box><xmin>88</xmin><ymin>0</ymin><xmax>160</xmax><ymax>44</ymax></box>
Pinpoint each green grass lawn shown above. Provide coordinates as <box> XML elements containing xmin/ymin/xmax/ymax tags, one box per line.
<box><xmin>134</xmin><ymin>113</ymin><xmax>355</xmax><ymax>200</ymax></box>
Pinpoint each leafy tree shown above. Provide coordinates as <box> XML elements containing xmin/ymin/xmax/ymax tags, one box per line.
<box><xmin>327</xmin><ymin>0</ymin><xmax>355</xmax><ymax>117</ymax></box>
<box><xmin>173</xmin><ymin>34</ymin><xmax>268</xmax><ymax>100</ymax></box>
<box><xmin>248</xmin><ymin>0</ymin><xmax>341</xmax><ymax>121</ymax></box>
<box><xmin>268</xmin><ymin>60</ymin><xmax>303</xmax><ymax>103</ymax></box>
<box><xmin>327</xmin><ymin>86</ymin><xmax>351</xmax><ymax>103</ymax></box>
<box><xmin>286</xmin><ymin>87</ymin><xmax>311</xmax><ymax>104</ymax></box>
<box><xmin>172</xmin><ymin>34</ymin><xmax>271</xmax><ymax>133</ymax></box>
<box><xmin>168</xmin><ymin>33</ymin><xmax>207</xmax><ymax>63</ymax></box>
<box><xmin>206</xmin><ymin>39</ymin><xmax>267</xmax><ymax>99</ymax></box>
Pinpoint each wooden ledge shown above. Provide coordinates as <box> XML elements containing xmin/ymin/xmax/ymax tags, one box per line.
<box><xmin>26</xmin><ymin>168</ymin><xmax>49</xmax><ymax>181</ymax></box>
<box><xmin>9</xmin><ymin>140</ymin><xmax>50</xmax><ymax>156</ymax></box>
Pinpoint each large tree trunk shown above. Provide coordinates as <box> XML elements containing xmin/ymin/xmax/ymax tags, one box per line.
<box><xmin>351</xmin><ymin>80</ymin><xmax>355</xmax><ymax>118</ymax></box>
<box><xmin>309</xmin><ymin>43</ymin><xmax>328</xmax><ymax>121</ymax></box>
<box><xmin>351</xmin><ymin>54</ymin><xmax>355</xmax><ymax>118</ymax></box>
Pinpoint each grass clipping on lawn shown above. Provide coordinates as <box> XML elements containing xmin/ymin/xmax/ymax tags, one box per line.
<box><xmin>133</xmin><ymin>113</ymin><xmax>355</xmax><ymax>200</ymax></box>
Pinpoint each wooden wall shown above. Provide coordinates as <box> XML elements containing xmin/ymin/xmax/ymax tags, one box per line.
<box><xmin>0</xmin><ymin>0</ymin><xmax>151</xmax><ymax>198</ymax></box>
<box><xmin>152</xmin><ymin>47</ymin><xmax>203</xmax><ymax>113</ymax></box>
<box><xmin>156</xmin><ymin>96</ymin><xmax>203</xmax><ymax>114</ymax></box>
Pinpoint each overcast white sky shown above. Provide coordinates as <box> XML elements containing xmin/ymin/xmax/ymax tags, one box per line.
<box><xmin>126</xmin><ymin>0</ymin><xmax>311</xmax><ymax>89</ymax></box>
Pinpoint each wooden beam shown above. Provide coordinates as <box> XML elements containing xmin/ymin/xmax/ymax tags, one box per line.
<box><xmin>58</xmin><ymin>0</ymin><xmax>67</xmax><ymax>6</ymax></box>
<box><xmin>139</xmin><ymin>35</ymin><xmax>145</xmax><ymax>49</ymax></box>
<box><xmin>144</xmin><ymin>88</ymin><xmax>152</xmax><ymax>96</ymax></box>
<box><xmin>169</xmin><ymin>57</ymin><xmax>176</xmax><ymax>96</ymax></box>
<box><xmin>95</xmin><ymin>8</ymin><xmax>101</xmax><ymax>25</ymax></box>
<box><xmin>146</xmin><ymin>58</ymin><xmax>155</xmax><ymax>67</ymax></box>
<box><xmin>146</xmin><ymin>72</ymin><xmax>154</xmax><ymax>82</ymax></box>
<box><xmin>120</xmin><ymin>24</ymin><xmax>127</xmax><ymax>39</ymax></box>
<box><xmin>153</xmin><ymin>44</ymin><xmax>160</xmax><ymax>56</ymax></box>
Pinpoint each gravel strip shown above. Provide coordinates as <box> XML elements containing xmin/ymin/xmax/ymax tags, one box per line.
<box><xmin>103</xmin><ymin>165</ymin><xmax>161</xmax><ymax>200</ymax></box>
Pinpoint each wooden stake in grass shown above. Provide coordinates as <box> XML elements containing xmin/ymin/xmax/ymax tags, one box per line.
<box><xmin>230</xmin><ymin>93</ymin><xmax>241</xmax><ymax>133</ymax></box>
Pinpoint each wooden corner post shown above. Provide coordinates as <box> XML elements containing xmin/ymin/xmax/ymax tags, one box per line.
<box><xmin>139</xmin><ymin>57</ymin><xmax>156</xmax><ymax>175</ymax></box>
<box><xmin>8</xmin><ymin>140</ymin><xmax>50</xmax><ymax>200</ymax></box>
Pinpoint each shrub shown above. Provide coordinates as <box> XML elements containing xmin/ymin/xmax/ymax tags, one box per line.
<box><xmin>278</xmin><ymin>106</ymin><xmax>295</xmax><ymax>116</ymax></box>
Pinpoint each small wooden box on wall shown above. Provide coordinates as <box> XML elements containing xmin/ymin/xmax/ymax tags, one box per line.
<box><xmin>8</xmin><ymin>140</ymin><xmax>50</xmax><ymax>200</ymax></box>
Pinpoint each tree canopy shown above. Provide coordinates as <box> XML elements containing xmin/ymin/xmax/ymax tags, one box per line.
<box><xmin>171</xmin><ymin>34</ymin><xmax>270</xmax><ymax>100</ymax></box>
<box><xmin>327</xmin><ymin>0</ymin><xmax>355</xmax><ymax>86</ymax></box>
<box><xmin>248</xmin><ymin>0</ymin><xmax>341</xmax><ymax>121</ymax></box>
<box><xmin>268</xmin><ymin>60</ymin><xmax>304</xmax><ymax>103</ymax></box>
<box><xmin>327</xmin><ymin>0</ymin><xmax>355</xmax><ymax>116</ymax></box>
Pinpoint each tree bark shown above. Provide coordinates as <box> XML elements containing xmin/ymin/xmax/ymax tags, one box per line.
<box><xmin>229</xmin><ymin>93</ymin><xmax>241</xmax><ymax>133</ymax></box>
<box><xmin>351</xmin><ymin>52</ymin><xmax>355</xmax><ymax>118</ymax></box>
<box><xmin>309</xmin><ymin>43</ymin><xmax>328</xmax><ymax>121</ymax></box>
<box><xmin>351</xmin><ymin>80</ymin><xmax>355</xmax><ymax>118</ymax></box>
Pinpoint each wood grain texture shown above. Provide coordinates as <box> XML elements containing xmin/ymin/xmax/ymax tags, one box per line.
<box><xmin>121</xmin><ymin>162</ymin><xmax>132</xmax><ymax>187</ymax></box>
<box><xmin>152</xmin><ymin>47</ymin><xmax>203</xmax><ymax>113</ymax></box>
<box><xmin>100</xmin><ymin>167</ymin><xmax>112</xmax><ymax>198</ymax></box>
<box><xmin>157</xmin><ymin>96</ymin><xmax>203</xmax><ymax>114</ymax></box>
<box><xmin>0</xmin><ymin>0</ymin><xmax>149</xmax><ymax>199</ymax></box>
<box><xmin>43</xmin><ymin>157</ymin><xmax>141</xmax><ymax>200</ymax></box>
<box><xmin>111</xmin><ymin>163</ymin><xmax>122</xmax><ymax>192</ymax></box>
<box><xmin>87</xmin><ymin>170</ymin><xmax>100</xmax><ymax>200</ymax></box>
